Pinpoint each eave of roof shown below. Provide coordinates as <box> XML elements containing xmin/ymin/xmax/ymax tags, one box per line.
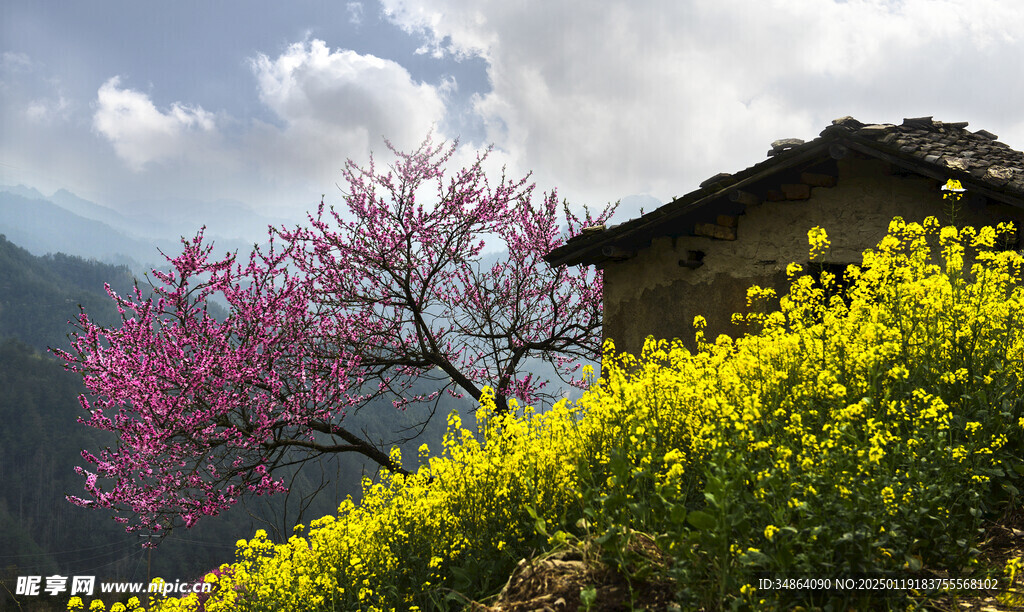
<box><xmin>546</xmin><ymin>116</ymin><xmax>1024</xmax><ymax>268</ymax></box>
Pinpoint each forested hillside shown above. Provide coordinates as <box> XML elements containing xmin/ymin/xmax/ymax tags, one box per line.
<box><xmin>0</xmin><ymin>234</ymin><xmax>135</xmax><ymax>353</ymax></box>
<box><xmin>0</xmin><ymin>238</ymin><xmax>262</xmax><ymax>610</ymax></box>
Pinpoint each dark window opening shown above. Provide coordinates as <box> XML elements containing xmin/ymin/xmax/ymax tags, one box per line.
<box><xmin>807</xmin><ymin>261</ymin><xmax>856</xmax><ymax>307</ymax></box>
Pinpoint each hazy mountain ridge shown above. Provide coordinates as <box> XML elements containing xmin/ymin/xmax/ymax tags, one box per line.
<box><xmin>0</xmin><ymin>184</ymin><xmax>659</xmax><ymax>263</ymax></box>
<box><xmin>0</xmin><ymin>185</ymin><xmax>292</xmax><ymax>275</ymax></box>
<box><xmin>0</xmin><ymin>190</ymin><xmax>163</xmax><ymax>270</ymax></box>
<box><xmin>118</xmin><ymin>195</ymin><xmax>295</xmax><ymax>242</ymax></box>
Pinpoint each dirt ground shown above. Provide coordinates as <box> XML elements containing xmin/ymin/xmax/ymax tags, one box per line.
<box><xmin>468</xmin><ymin>513</ymin><xmax>1024</xmax><ymax>612</ymax></box>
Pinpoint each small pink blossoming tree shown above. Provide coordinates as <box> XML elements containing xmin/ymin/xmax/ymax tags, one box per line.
<box><xmin>57</xmin><ymin>136</ymin><xmax>613</xmax><ymax>537</ymax></box>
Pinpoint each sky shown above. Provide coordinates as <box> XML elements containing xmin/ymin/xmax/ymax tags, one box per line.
<box><xmin>3</xmin><ymin>0</ymin><xmax>1024</xmax><ymax>229</ymax></box>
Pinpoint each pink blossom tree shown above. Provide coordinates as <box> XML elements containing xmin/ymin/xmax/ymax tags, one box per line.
<box><xmin>57</xmin><ymin>136</ymin><xmax>614</xmax><ymax>537</ymax></box>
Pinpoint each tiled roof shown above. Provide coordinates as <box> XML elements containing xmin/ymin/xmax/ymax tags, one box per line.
<box><xmin>830</xmin><ymin>115</ymin><xmax>1024</xmax><ymax>190</ymax></box>
<box><xmin>545</xmin><ymin>116</ymin><xmax>1024</xmax><ymax>268</ymax></box>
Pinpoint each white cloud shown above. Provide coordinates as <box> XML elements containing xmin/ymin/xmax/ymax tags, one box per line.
<box><xmin>347</xmin><ymin>2</ymin><xmax>364</xmax><ymax>25</ymax></box>
<box><xmin>244</xmin><ymin>39</ymin><xmax>448</xmax><ymax>187</ymax></box>
<box><xmin>17</xmin><ymin>3</ymin><xmax>1024</xmax><ymax>227</ymax></box>
<box><xmin>93</xmin><ymin>77</ymin><xmax>218</xmax><ymax>171</ymax></box>
<box><xmin>26</xmin><ymin>93</ymin><xmax>72</xmax><ymax>123</ymax></box>
<box><xmin>380</xmin><ymin>0</ymin><xmax>1024</xmax><ymax>208</ymax></box>
<box><xmin>0</xmin><ymin>52</ymin><xmax>75</xmax><ymax>124</ymax></box>
<box><xmin>0</xmin><ymin>52</ymin><xmax>36</xmax><ymax>96</ymax></box>
<box><xmin>1</xmin><ymin>51</ymin><xmax>33</xmax><ymax>73</ymax></box>
<box><xmin>48</xmin><ymin>39</ymin><xmax>455</xmax><ymax>215</ymax></box>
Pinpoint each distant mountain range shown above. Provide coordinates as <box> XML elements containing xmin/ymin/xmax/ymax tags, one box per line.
<box><xmin>0</xmin><ymin>184</ymin><xmax>659</xmax><ymax>275</ymax></box>
<box><xmin>0</xmin><ymin>185</ymin><xmax>295</xmax><ymax>273</ymax></box>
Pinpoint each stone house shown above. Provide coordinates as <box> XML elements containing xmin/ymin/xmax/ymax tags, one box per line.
<box><xmin>545</xmin><ymin>116</ymin><xmax>1024</xmax><ymax>357</ymax></box>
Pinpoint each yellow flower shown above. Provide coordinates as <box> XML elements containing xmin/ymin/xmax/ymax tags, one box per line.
<box><xmin>887</xmin><ymin>365</ymin><xmax>909</xmax><ymax>380</ymax></box>
<box><xmin>881</xmin><ymin>486</ymin><xmax>897</xmax><ymax>514</ymax></box>
<box><xmin>940</xmin><ymin>225</ymin><xmax>959</xmax><ymax>244</ymax></box>
<box><xmin>942</xmin><ymin>178</ymin><xmax>965</xmax><ymax>200</ymax></box>
<box><xmin>807</xmin><ymin>226</ymin><xmax>830</xmax><ymax>260</ymax></box>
